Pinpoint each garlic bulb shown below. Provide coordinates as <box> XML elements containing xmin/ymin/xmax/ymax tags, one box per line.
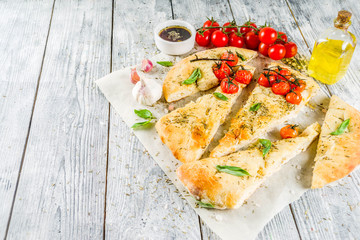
<box><xmin>132</xmin><ymin>77</ymin><xmax>162</xmax><ymax>106</ymax></box>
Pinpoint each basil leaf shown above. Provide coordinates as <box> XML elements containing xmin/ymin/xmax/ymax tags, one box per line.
<box><xmin>134</xmin><ymin>109</ymin><xmax>155</xmax><ymax>119</ymax></box>
<box><xmin>157</xmin><ymin>61</ymin><xmax>173</xmax><ymax>67</ymax></box>
<box><xmin>216</xmin><ymin>165</ymin><xmax>250</xmax><ymax>177</ymax></box>
<box><xmin>236</xmin><ymin>51</ymin><xmax>246</xmax><ymax>61</ymax></box>
<box><xmin>131</xmin><ymin>120</ymin><xmax>151</xmax><ymax>129</ymax></box>
<box><xmin>182</xmin><ymin>68</ymin><xmax>201</xmax><ymax>85</ymax></box>
<box><xmin>250</xmin><ymin>103</ymin><xmax>261</xmax><ymax>112</ymax></box>
<box><xmin>331</xmin><ymin>118</ymin><xmax>350</xmax><ymax>135</ymax></box>
<box><xmin>259</xmin><ymin>139</ymin><xmax>272</xmax><ymax>157</ymax></box>
<box><xmin>213</xmin><ymin>92</ymin><xmax>228</xmax><ymax>101</ymax></box>
<box><xmin>196</xmin><ymin>201</ymin><xmax>214</xmax><ymax>209</ymax></box>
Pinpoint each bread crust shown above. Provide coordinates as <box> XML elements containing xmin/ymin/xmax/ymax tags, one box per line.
<box><xmin>177</xmin><ymin>123</ymin><xmax>320</xmax><ymax>209</ymax></box>
<box><xmin>210</xmin><ymin>62</ymin><xmax>320</xmax><ymax>158</ymax></box>
<box><xmin>312</xmin><ymin>95</ymin><xmax>360</xmax><ymax>188</ymax></box>
<box><xmin>163</xmin><ymin>47</ymin><xmax>257</xmax><ymax>102</ymax></box>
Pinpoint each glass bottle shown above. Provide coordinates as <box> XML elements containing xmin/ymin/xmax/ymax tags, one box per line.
<box><xmin>308</xmin><ymin>10</ymin><xmax>356</xmax><ymax>84</ymax></box>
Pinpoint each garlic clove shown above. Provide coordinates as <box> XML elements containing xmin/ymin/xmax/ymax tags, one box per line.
<box><xmin>141</xmin><ymin>59</ymin><xmax>153</xmax><ymax>72</ymax></box>
<box><xmin>132</xmin><ymin>77</ymin><xmax>162</xmax><ymax>106</ymax></box>
<box><xmin>130</xmin><ymin>68</ymin><xmax>140</xmax><ymax>84</ymax></box>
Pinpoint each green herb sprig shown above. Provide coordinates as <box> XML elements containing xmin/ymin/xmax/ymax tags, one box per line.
<box><xmin>213</xmin><ymin>92</ymin><xmax>228</xmax><ymax>101</ymax></box>
<box><xmin>132</xmin><ymin>109</ymin><xmax>156</xmax><ymax>129</ymax></box>
<box><xmin>196</xmin><ymin>201</ymin><xmax>214</xmax><ymax>209</ymax></box>
<box><xmin>157</xmin><ymin>61</ymin><xmax>173</xmax><ymax>67</ymax></box>
<box><xmin>236</xmin><ymin>51</ymin><xmax>246</xmax><ymax>61</ymax></box>
<box><xmin>331</xmin><ymin>119</ymin><xmax>350</xmax><ymax>135</ymax></box>
<box><xmin>259</xmin><ymin>139</ymin><xmax>272</xmax><ymax>157</ymax></box>
<box><xmin>250</xmin><ymin>103</ymin><xmax>261</xmax><ymax>112</ymax></box>
<box><xmin>182</xmin><ymin>68</ymin><xmax>202</xmax><ymax>85</ymax></box>
<box><xmin>216</xmin><ymin>165</ymin><xmax>250</xmax><ymax>177</ymax></box>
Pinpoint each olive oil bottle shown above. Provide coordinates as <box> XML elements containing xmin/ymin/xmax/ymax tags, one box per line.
<box><xmin>308</xmin><ymin>10</ymin><xmax>356</xmax><ymax>84</ymax></box>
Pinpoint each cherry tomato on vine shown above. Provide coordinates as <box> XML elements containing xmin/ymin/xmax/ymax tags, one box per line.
<box><xmin>258</xmin><ymin>42</ymin><xmax>271</xmax><ymax>56</ymax></box>
<box><xmin>223</xmin><ymin>21</ymin><xmax>238</xmax><ymax>34</ymax></box>
<box><xmin>203</xmin><ymin>18</ymin><xmax>220</xmax><ymax>33</ymax></box>
<box><xmin>275</xmin><ymin>31</ymin><xmax>288</xmax><ymax>44</ymax></box>
<box><xmin>213</xmin><ymin>62</ymin><xmax>231</xmax><ymax>81</ymax></box>
<box><xmin>245</xmin><ymin>32</ymin><xmax>260</xmax><ymax>50</ymax></box>
<box><xmin>220</xmin><ymin>77</ymin><xmax>239</xmax><ymax>94</ymax></box>
<box><xmin>211</xmin><ymin>30</ymin><xmax>228</xmax><ymax>47</ymax></box>
<box><xmin>257</xmin><ymin>71</ymin><xmax>277</xmax><ymax>87</ymax></box>
<box><xmin>234</xmin><ymin>70</ymin><xmax>253</xmax><ymax>85</ymax></box>
<box><xmin>268</xmin><ymin>44</ymin><xmax>286</xmax><ymax>60</ymax></box>
<box><xmin>290</xmin><ymin>79</ymin><xmax>306</xmax><ymax>93</ymax></box>
<box><xmin>259</xmin><ymin>27</ymin><xmax>278</xmax><ymax>45</ymax></box>
<box><xmin>272</xmin><ymin>80</ymin><xmax>290</xmax><ymax>95</ymax></box>
<box><xmin>228</xmin><ymin>32</ymin><xmax>245</xmax><ymax>48</ymax></box>
<box><xmin>284</xmin><ymin>42</ymin><xmax>298</xmax><ymax>58</ymax></box>
<box><xmin>195</xmin><ymin>28</ymin><xmax>211</xmax><ymax>47</ymax></box>
<box><xmin>280</xmin><ymin>124</ymin><xmax>300</xmax><ymax>139</ymax></box>
<box><xmin>221</xmin><ymin>51</ymin><xmax>238</xmax><ymax>66</ymax></box>
<box><xmin>275</xmin><ymin>68</ymin><xmax>291</xmax><ymax>81</ymax></box>
<box><xmin>240</xmin><ymin>21</ymin><xmax>257</xmax><ymax>34</ymax></box>
<box><xmin>286</xmin><ymin>91</ymin><xmax>302</xmax><ymax>105</ymax></box>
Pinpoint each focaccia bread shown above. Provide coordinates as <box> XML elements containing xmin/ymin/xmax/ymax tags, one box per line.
<box><xmin>177</xmin><ymin>122</ymin><xmax>320</xmax><ymax>209</ymax></box>
<box><xmin>210</xmin><ymin>62</ymin><xmax>320</xmax><ymax>158</ymax></box>
<box><xmin>163</xmin><ymin>47</ymin><xmax>257</xmax><ymax>102</ymax></box>
<box><xmin>312</xmin><ymin>95</ymin><xmax>360</xmax><ymax>188</ymax></box>
<box><xmin>156</xmin><ymin>65</ymin><xmax>256</xmax><ymax>163</ymax></box>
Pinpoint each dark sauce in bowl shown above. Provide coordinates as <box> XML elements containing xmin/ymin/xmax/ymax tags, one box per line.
<box><xmin>159</xmin><ymin>26</ymin><xmax>191</xmax><ymax>42</ymax></box>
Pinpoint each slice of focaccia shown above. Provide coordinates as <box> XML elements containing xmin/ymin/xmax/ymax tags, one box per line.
<box><xmin>163</xmin><ymin>47</ymin><xmax>257</xmax><ymax>102</ymax></box>
<box><xmin>312</xmin><ymin>95</ymin><xmax>360</xmax><ymax>188</ymax></box>
<box><xmin>210</xmin><ymin>62</ymin><xmax>320</xmax><ymax>158</ymax></box>
<box><xmin>156</xmin><ymin>65</ymin><xmax>256</xmax><ymax>163</ymax></box>
<box><xmin>177</xmin><ymin>122</ymin><xmax>320</xmax><ymax>209</ymax></box>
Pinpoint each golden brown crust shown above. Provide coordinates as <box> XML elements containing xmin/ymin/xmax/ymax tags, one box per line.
<box><xmin>157</xmin><ymin>66</ymin><xmax>256</xmax><ymax>163</ymax></box>
<box><xmin>312</xmin><ymin>95</ymin><xmax>360</xmax><ymax>188</ymax></box>
<box><xmin>163</xmin><ymin>47</ymin><xmax>258</xmax><ymax>102</ymax></box>
<box><xmin>177</xmin><ymin>123</ymin><xmax>320</xmax><ymax>209</ymax></box>
<box><xmin>210</xmin><ymin>62</ymin><xmax>320</xmax><ymax>158</ymax></box>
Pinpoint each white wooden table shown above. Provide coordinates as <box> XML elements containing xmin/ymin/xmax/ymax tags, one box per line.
<box><xmin>1</xmin><ymin>0</ymin><xmax>359</xmax><ymax>239</ymax></box>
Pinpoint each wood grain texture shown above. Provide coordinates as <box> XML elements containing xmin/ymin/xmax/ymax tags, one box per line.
<box><xmin>105</xmin><ymin>0</ymin><xmax>202</xmax><ymax>239</ymax></box>
<box><xmin>0</xmin><ymin>0</ymin><xmax>54</xmax><ymax>238</ymax></box>
<box><xmin>286</xmin><ymin>0</ymin><xmax>360</xmax><ymax>239</ymax></box>
<box><xmin>5</xmin><ymin>0</ymin><xmax>112</xmax><ymax>239</ymax></box>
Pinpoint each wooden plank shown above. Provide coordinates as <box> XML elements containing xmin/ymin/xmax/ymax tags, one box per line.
<box><xmin>5</xmin><ymin>0</ymin><xmax>112</xmax><ymax>239</ymax></box>
<box><xmin>104</xmin><ymin>0</ymin><xmax>202</xmax><ymax>239</ymax></box>
<box><xmin>286</xmin><ymin>0</ymin><xmax>360</xmax><ymax>239</ymax></box>
<box><xmin>0</xmin><ymin>0</ymin><xmax>54</xmax><ymax>238</ymax></box>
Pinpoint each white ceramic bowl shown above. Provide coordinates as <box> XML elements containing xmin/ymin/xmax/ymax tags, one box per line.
<box><xmin>154</xmin><ymin>20</ymin><xmax>196</xmax><ymax>56</ymax></box>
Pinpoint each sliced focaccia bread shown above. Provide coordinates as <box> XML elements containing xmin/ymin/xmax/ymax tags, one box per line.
<box><xmin>156</xmin><ymin>65</ymin><xmax>256</xmax><ymax>163</ymax></box>
<box><xmin>163</xmin><ymin>47</ymin><xmax>257</xmax><ymax>102</ymax></box>
<box><xmin>312</xmin><ymin>96</ymin><xmax>360</xmax><ymax>188</ymax></box>
<box><xmin>210</xmin><ymin>62</ymin><xmax>320</xmax><ymax>158</ymax></box>
<box><xmin>177</xmin><ymin>122</ymin><xmax>320</xmax><ymax>209</ymax></box>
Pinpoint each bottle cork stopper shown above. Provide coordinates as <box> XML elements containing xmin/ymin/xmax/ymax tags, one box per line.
<box><xmin>334</xmin><ymin>10</ymin><xmax>352</xmax><ymax>29</ymax></box>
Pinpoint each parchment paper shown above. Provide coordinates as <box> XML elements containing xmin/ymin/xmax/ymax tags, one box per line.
<box><xmin>96</xmin><ymin>52</ymin><xmax>329</xmax><ymax>240</ymax></box>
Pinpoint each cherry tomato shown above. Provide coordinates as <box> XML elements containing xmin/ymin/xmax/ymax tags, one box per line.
<box><xmin>258</xmin><ymin>42</ymin><xmax>271</xmax><ymax>56</ymax></box>
<box><xmin>259</xmin><ymin>27</ymin><xmax>278</xmax><ymax>45</ymax></box>
<box><xmin>234</xmin><ymin>70</ymin><xmax>253</xmax><ymax>85</ymax></box>
<box><xmin>271</xmin><ymin>80</ymin><xmax>290</xmax><ymax>95</ymax></box>
<box><xmin>245</xmin><ymin>32</ymin><xmax>260</xmax><ymax>50</ymax></box>
<box><xmin>240</xmin><ymin>21</ymin><xmax>257</xmax><ymax>34</ymax></box>
<box><xmin>268</xmin><ymin>44</ymin><xmax>286</xmax><ymax>60</ymax></box>
<box><xmin>275</xmin><ymin>68</ymin><xmax>291</xmax><ymax>81</ymax></box>
<box><xmin>213</xmin><ymin>62</ymin><xmax>231</xmax><ymax>80</ymax></box>
<box><xmin>280</xmin><ymin>124</ymin><xmax>300</xmax><ymax>139</ymax></box>
<box><xmin>211</xmin><ymin>30</ymin><xmax>229</xmax><ymax>47</ymax></box>
<box><xmin>291</xmin><ymin>79</ymin><xmax>306</xmax><ymax>93</ymax></box>
<box><xmin>203</xmin><ymin>18</ymin><xmax>220</xmax><ymax>34</ymax></box>
<box><xmin>221</xmin><ymin>77</ymin><xmax>239</xmax><ymax>94</ymax></box>
<box><xmin>195</xmin><ymin>28</ymin><xmax>211</xmax><ymax>47</ymax></box>
<box><xmin>228</xmin><ymin>32</ymin><xmax>245</xmax><ymax>48</ymax></box>
<box><xmin>275</xmin><ymin>31</ymin><xmax>288</xmax><ymax>44</ymax></box>
<box><xmin>257</xmin><ymin>71</ymin><xmax>277</xmax><ymax>87</ymax></box>
<box><xmin>286</xmin><ymin>91</ymin><xmax>302</xmax><ymax>105</ymax></box>
<box><xmin>221</xmin><ymin>51</ymin><xmax>238</xmax><ymax>67</ymax></box>
<box><xmin>223</xmin><ymin>21</ymin><xmax>238</xmax><ymax>34</ymax></box>
<box><xmin>284</xmin><ymin>42</ymin><xmax>298</xmax><ymax>58</ymax></box>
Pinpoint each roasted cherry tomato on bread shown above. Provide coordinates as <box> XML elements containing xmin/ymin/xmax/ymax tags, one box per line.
<box><xmin>268</xmin><ymin>44</ymin><xmax>286</xmax><ymax>60</ymax></box>
<box><xmin>271</xmin><ymin>80</ymin><xmax>290</xmax><ymax>95</ymax></box>
<box><xmin>195</xmin><ymin>28</ymin><xmax>211</xmax><ymax>47</ymax></box>
<box><xmin>240</xmin><ymin>21</ymin><xmax>257</xmax><ymax>34</ymax></box>
<box><xmin>221</xmin><ymin>51</ymin><xmax>238</xmax><ymax>67</ymax></box>
<box><xmin>220</xmin><ymin>77</ymin><xmax>239</xmax><ymax>94</ymax></box>
<box><xmin>259</xmin><ymin>27</ymin><xmax>278</xmax><ymax>45</ymax></box>
<box><xmin>213</xmin><ymin>62</ymin><xmax>231</xmax><ymax>80</ymax></box>
<box><xmin>228</xmin><ymin>32</ymin><xmax>245</xmax><ymax>48</ymax></box>
<box><xmin>245</xmin><ymin>31</ymin><xmax>260</xmax><ymax>50</ymax></box>
<box><xmin>223</xmin><ymin>21</ymin><xmax>238</xmax><ymax>34</ymax></box>
<box><xmin>258</xmin><ymin>71</ymin><xmax>277</xmax><ymax>87</ymax></box>
<box><xmin>203</xmin><ymin>18</ymin><xmax>220</xmax><ymax>33</ymax></box>
<box><xmin>234</xmin><ymin>69</ymin><xmax>253</xmax><ymax>85</ymax></box>
<box><xmin>211</xmin><ymin>30</ymin><xmax>229</xmax><ymax>47</ymax></box>
<box><xmin>275</xmin><ymin>68</ymin><xmax>291</xmax><ymax>81</ymax></box>
<box><xmin>280</xmin><ymin>124</ymin><xmax>300</xmax><ymax>139</ymax></box>
<box><xmin>284</xmin><ymin>42</ymin><xmax>298</xmax><ymax>58</ymax></box>
<box><xmin>290</xmin><ymin>79</ymin><xmax>306</xmax><ymax>93</ymax></box>
<box><xmin>286</xmin><ymin>91</ymin><xmax>302</xmax><ymax>104</ymax></box>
